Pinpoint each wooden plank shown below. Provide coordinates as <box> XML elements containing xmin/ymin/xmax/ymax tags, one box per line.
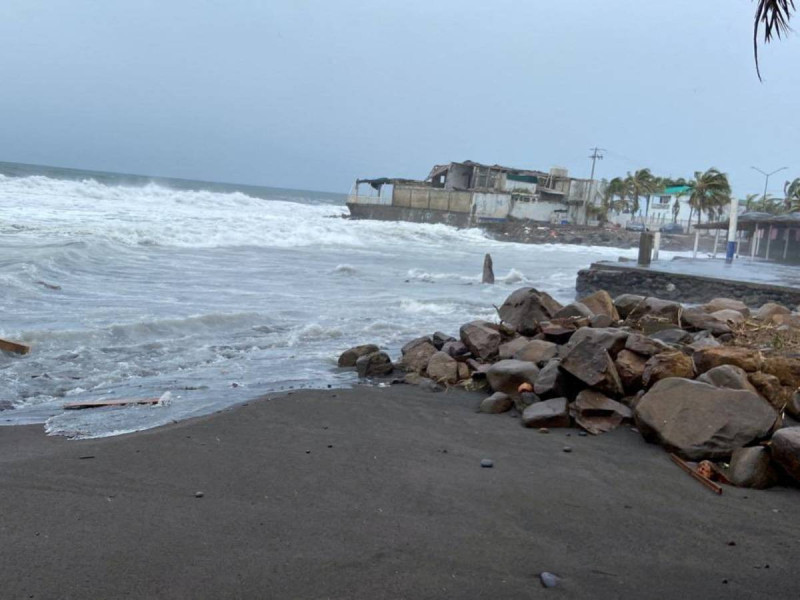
<box><xmin>0</xmin><ymin>338</ymin><xmax>31</xmax><ymax>355</ymax></box>
<box><xmin>669</xmin><ymin>453</ymin><xmax>723</xmax><ymax>495</ymax></box>
<box><xmin>63</xmin><ymin>398</ymin><xmax>160</xmax><ymax>410</ymax></box>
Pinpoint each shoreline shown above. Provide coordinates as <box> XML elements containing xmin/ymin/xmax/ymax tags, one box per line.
<box><xmin>3</xmin><ymin>384</ymin><xmax>799</xmax><ymax>598</ymax></box>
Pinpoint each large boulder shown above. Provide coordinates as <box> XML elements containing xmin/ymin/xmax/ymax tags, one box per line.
<box><xmin>402</xmin><ymin>336</ymin><xmax>433</xmax><ymax>355</ymax></box>
<box><xmin>570</xmin><ymin>390</ymin><xmax>632</xmax><ymax>435</ymax></box>
<box><xmin>459</xmin><ymin>321</ymin><xmax>502</xmax><ymax>361</ymax></box>
<box><xmin>697</xmin><ymin>364</ymin><xmax>758</xmax><ymax>394</ymax></box>
<box><xmin>624</xmin><ymin>333</ymin><xmax>670</xmax><ymax>357</ymax></box>
<box><xmin>728</xmin><ymin>446</ymin><xmax>779</xmax><ymax>489</ymax></box>
<box><xmin>634</xmin><ymin>378</ymin><xmax>779</xmax><ymax>460</ymax></box>
<box><xmin>486</xmin><ymin>359</ymin><xmax>540</xmax><ymax>398</ymax></box>
<box><xmin>338</xmin><ymin>344</ymin><xmax>380</xmax><ymax>367</ymax></box>
<box><xmin>356</xmin><ymin>351</ymin><xmax>393</xmax><ymax>378</ymax></box>
<box><xmin>479</xmin><ymin>392</ymin><xmax>513</xmax><ymax>414</ymax></box>
<box><xmin>497</xmin><ymin>337</ymin><xmax>531</xmax><ymax>360</ymax></box>
<box><xmin>442</xmin><ymin>340</ymin><xmax>470</xmax><ymax>359</ymax></box>
<box><xmin>614</xmin><ymin>294</ymin><xmax>645</xmax><ymax>319</ymax></box>
<box><xmin>615</xmin><ymin>349</ymin><xmax>648</xmax><ymax>393</ymax></box>
<box><xmin>754</xmin><ymin>302</ymin><xmax>791</xmax><ymax>322</ymax></box>
<box><xmin>513</xmin><ymin>340</ymin><xmax>558</xmax><ymax>366</ymax></box>
<box><xmin>626</xmin><ymin>297</ymin><xmax>682</xmax><ymax>325</ymax></box>
<box><xmin>642</xmin><ymin>351</ymin><xmax>695</xmax><ymax>388</ymax></box>
<box><xmin>426</xmin><ymin>351</ymin><xmax>460</xmax><ymax>384</ymax></box>
<box><xmin>497</xmin><ymin>288</ymin><xmax>563</xmax><ymax>336</ymax></box>
<box><xmin>770</xmin><ymin>427</ymin><xmax>800</xmax><ymax>483</ymax></box>
<box><xmin>578</xmin><ymin>290</ymin><xmax>620</xmax><ymax>321</ymax></box>
<box><xmin>431</xmin><ymin>331</ymin><xmax>456</xmax><ymax>349</ymax></box>
<box><xmin>702</xmin><ymin>298</ymin><xmax>750</xmax><ymax>317</ymax></box>
<box><xmin>693</xmin><ymin>346</ymin><xmax>763</xmax><ymax>374</ymax></box>
<box><xmin>762</xmin><ymin>356</ymin><xmax>800</xmax><ymax>388</ymax></box>
<box><xmin>534</xmin><ymin>359</ymin><xmax>572</xmax><ymax>399</ymax></box>
<box><xmin>563</xmin><ymin>327</ymin><xmax>629</xmax><ymax>359</ymax></box>
<box><xmin>400</xmin><ymin>340</ymin><xmax>438</xmax><ymax>373</ymax></box>
<box><xmin>560</xmin><ymin>340</ymin><xmax>624</xmax><ymax>397</ymax></box>
<box><xmin>521</xmin><ymin>398</ymin><xmax>570</xmax><ymax>428</ymax></box>
<box><xmin>553</xmin><ymin>302</ymin><xmax>594</xmax><ymax>320</ymax></box>
<box><xmin>681</xmin><ymin>308</ymin><xmax>733</xmax><ymax>336</ymax></box>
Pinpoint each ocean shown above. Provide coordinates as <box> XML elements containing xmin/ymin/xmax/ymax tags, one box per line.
<box><xmin>0</xmin><ymin>162</ymin><xmax>643</xmax><ymax>438</ymax></box>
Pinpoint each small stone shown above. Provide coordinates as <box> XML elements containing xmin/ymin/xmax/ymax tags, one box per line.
<box><xmin>578</xmin><ymin>431</ymin><xmax>588</xmax><ymax>437</ymax></box>
<box><xmin>195</xmin><ymin>492</ymin><xmax>204</xmax><ymax>498</ymax></box>
<box><xmin>480</xmin><ymin>458</ymin><xmax>494</xmax><ymax>468</ymax></box>
<box><xmin>539</xmin><ymin>572</ymin><xmax>560</xmax><ymax>588</ymax></box>
<box><xmin>562</xmin><ymin>446</ymin><xmax>573</xmax><ymax>453</ymax></box>
<box><xmin>538</xmin><ymin>427</ymin><xmax>550</xmax><ymax>434</ymax></box>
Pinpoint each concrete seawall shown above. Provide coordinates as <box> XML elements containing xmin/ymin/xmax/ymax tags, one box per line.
<box><xmin>576</xmin><ymin>261</ymin><xmax>800</xmax><ymax>307</ymax></box>
<box><xmin>347</xmin><ymin>203</ymin><xmax>472</xmax><ymax>228</ymax></box>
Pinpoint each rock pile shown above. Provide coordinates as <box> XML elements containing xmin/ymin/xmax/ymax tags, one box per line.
<box><xmin>338</xmin><ymin>287</ymin><xmax>800</xmax><ymax>490</ymax></box>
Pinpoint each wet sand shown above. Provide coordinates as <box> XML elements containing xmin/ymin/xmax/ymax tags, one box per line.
<box><xmin>1</xmin><ymin>385</ymin><xmax>798</xmax><ymax>599</ymax></box>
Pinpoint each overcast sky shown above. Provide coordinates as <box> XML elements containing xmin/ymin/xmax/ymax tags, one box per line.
<box><xmin>1</xmin><ymin>0</ymin><xmax>797</xmax><ymax>196</ymax></box>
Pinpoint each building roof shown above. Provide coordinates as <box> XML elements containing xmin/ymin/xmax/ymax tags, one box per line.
<box><xmin>695</xmin><ymin>211</ymin><xmax>800</xmax><ymax>230</ymax></box>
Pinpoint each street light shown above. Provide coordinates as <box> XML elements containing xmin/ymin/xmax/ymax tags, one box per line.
<box><xmin>751</xmin><ymin>166</ymin><xmax>788</xmax><ymax>203</ymax></box>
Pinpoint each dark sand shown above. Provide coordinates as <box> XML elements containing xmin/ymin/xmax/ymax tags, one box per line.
<box><xmin>2</xmin><ymin>385</ymin><xmax>799</xmax><ymax>599</ymax></box>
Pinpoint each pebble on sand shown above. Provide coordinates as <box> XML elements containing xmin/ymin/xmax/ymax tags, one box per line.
<box><xmin>480</xmin><ymin>458</ymin><xmax>494</xmax><ymax>468</ymax></box>
<box><xmin>539</xmin><ymin>572</ymin><xmax>560</xmax><ymax>588</ymax></box>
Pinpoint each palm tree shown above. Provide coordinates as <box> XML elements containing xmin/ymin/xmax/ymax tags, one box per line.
<box><xmin>625</xmin><ymin>169</ymin><xmax>658</xmax><ymax>220</ymax></box>
<box><xmin>754</xmin><ymin>0</ymin><xmax>795</xmax><ymax>79</ymax></box>
<box><xmin>687</xmin><ymin>168</ymin><xmax>732</xmax><ymax>224</ymax></box>
<box><xmin>744</xmin><ymin>193</ymin><xmax>761</xmax><ymax>211</ymax></box>
<box><xmin>785</xmin><ymin>178</ymin><xmax>800</xmax><ymax>211</ymax></box>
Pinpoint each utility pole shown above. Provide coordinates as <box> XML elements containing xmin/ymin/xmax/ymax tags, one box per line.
<box><xmin>583</xmin><ymin>147</ymin><xmax>605</xmax><ymax>224</ymax></box>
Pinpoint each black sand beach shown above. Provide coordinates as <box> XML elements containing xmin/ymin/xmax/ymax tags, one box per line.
<box><xmin>2</xmin><ymin>385</ymin><xmax>798</xmax><ymax>599</ymax></box>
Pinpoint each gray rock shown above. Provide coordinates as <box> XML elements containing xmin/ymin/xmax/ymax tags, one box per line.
<box><xmin>553</xmin><ymin>302</ymin><xmax>594</xmax><ymax>320</ymax></box>
<box><xmin>728</xmin><ymin>446</ymin><xmax>778</xmax><ymax>489</ymax></box>
<box><xmin>539</xmin><ymin>572</ymin><xmax>561</xmax><ymax>588</ymax></box>
<box><xmin>681</xmin><ymin>307</ymin><xmax>732</xmax><ymax>336</ymax></box>
<box><xmin>399</xmin><ymin>340</ymin><xmax>438</xmax><ymax>373</ymax></box>
<box><xmin>754</xmin><ymin>302</ymin><xmax>791</xmax><ymax>321</ymax></box>
<box><xmin>570</xmin><ymin>389</ymin><xmax>632</xmax><ymax>435</ymax></box>
<box><xmin>521</xmin><ymin>398</ymin><xmax>570</xmax><ymax>428</ymax></box>
<box><xmin>459</xmin><ymin>320</ymin><xmax>502</xmax><ymax>361</ymax></box>
<box><xmin>626</xmin><ymin>297</ymin><xmax>682</xmax><ymax>325</ymax></box>
<box><xmin>486</xmin><ymin>359</ymin><xmax>540</xmax><ymax>398</ymax></box>
<box><xmin>442</xmin><ymin>340</ymin><xmax>470</xmax><ymax>359</ymax></box>
<box><xmin>480</xmin><ymin>458</ymin><xmax>494</xmax><ymax>468</ymax></box>
<box><xmin>356</xmin><ymin>351</ymin><xmax>393</xmax><ymax>378</ymax></box>
<box><xmin>497</xmin><ymin>287</ymin><xmax>563</xmax><ymax>336</ymax></box>
<box><xmin>497</xmin><ymin>336</ymin><xmax>532</xmax><ymax>360</ymax></box>
<box><xmin>431</xmin><ymin>331</ymin><xmax>455</xmax><ymax>350</ymax></box>
<box><xmin>702</xmin><ymin>297</ymin><xmax>750</xmax><ymax>317</ymax></box>
<box><xmin>401</xmin><ymin>336</ymin><xmax>433</xmax><ymax>355</ymax></box>
<box><xmin>614</xmin><ymin>294</ymin><xmax>645</xmax><ymax>319</ymax></box>
<box><xmin>560</xmin><ymin>339</ymin><xmax>624</xmax><ymax>398</ymax></box>
<box><xmin>479</xmin><ymin>392</ymin><xmax>513</xmax><ymax>414</ymax></box>
<box><xmin>649</xmin><ymin>328</ymin><xmax>692</xmax><ymax>345</ymax></box>
<box><xmin>634</xmin><ymin>378</ymin><xmax>778</xmax><ymax>460</ymax></box>
<box><xmin>512</xmin><ymin>340</ymin><xmax>559</xmax><ymax>366</ymax></box>
<box><xmin>624</xmin><ymin>333</ymin><xmax>670</xmax><ymax>357</ymax></box>
<box><xmin>338</xmin><ymin>344</ymin><xmax>380</xmax><ymax>367</ymax></box>
<box><xmin>710</xmin><ymin>309</ymin><xmax>746</xmax><ymax>328</ymax></box>
<box><xmin>771</xmin><ymin>427</ymin><xmax>800</xmax><ymax>483</ymax></box>
<box><xmin>534</xmin><ymin>359</ymin><xmax>572</xmax><ymax>399</ymax></box>
<box><xmin>697</xmin><ymin>364</ymin><xmax>759</xmax><ymax>394</ymax></box>
<box><xmin>563</xmin><ymin>327</ymin><xmax>629</xmax><ymax>359</ymax></box>
<box><xmin>482</xmin><ymin>253</ymin><xmax>494</xmax><ymax>284</ymax></box>
<box><xmin>590</xmin><ymin>314</ymin><xmax>614</xmax><ymax>328</ymax></box>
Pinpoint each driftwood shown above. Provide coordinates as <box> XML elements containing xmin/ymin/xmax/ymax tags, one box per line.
<box><xmin>0</xmin><ymin>338</ymin><xmax>31</xmax><ymax>355</ymax></box>
<box><xmin>64</xmin><ymin>398</ymin><xmax>160</xmax><ymax>410</ymax></box>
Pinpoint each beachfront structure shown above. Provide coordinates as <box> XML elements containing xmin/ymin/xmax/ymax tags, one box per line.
<box><xmin>695</xmin><ymin>211</ymin><xmax>800</xmax><ymax>262</ymax></box>
<box><xmin>604</xmin><ymin>185</ymin><xmax>723</xmax><ymax>231</ymax></box>
<box><xmin>347</xmin><ymin>160</ymin><xmax>599</xmax><ymax>227</ymax></box>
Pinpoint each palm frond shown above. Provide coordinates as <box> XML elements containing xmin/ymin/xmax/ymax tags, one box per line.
<box><xmin>754</xmin><ymin>0</ymin><xmax>795</xmax><ymax>80</ymax></box>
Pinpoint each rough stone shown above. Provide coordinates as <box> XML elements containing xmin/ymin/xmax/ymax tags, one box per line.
<box><xmin>401</xmin><ymin>336</ymin><xmax>433</xmax><ymax>355</ymax></box>
<box><xmin>615</xmin><ymin>349</ymin><xmax>648</xmax><ymax>393</ymax></box>
<box><xmin>579</xmin><ymin>289</ymin><xmax>620</xmax><ymax>321</ymax></box>
<box><xmin>431</xmin><ymin>331</ymin><xmax>455</xmax><ymax>350</ymax></box>
<box><xmin>563</xmin><ymin>327</ymin><xmax>629</xmax><ymax>359</ymax></box>
<box><xmin>728</xmin><ymin>446</ymin><xmax>779</xmax><ymax>489</ymax></box>
<box><xmin>457</xmin><ymin>362</ymin><xmax>470</xmax><ymax>382</ymax></box>
<box><xmin>426</xmin><ymin>351</ymin><xmax>459</xmax><ymax>384</ymax></box>
<box><xmin>570</xmin><ymin>389</ymin><xmax>632</xmax><ymax>435</ymax></box>
<box><xmin>553</xmin><ymin>302</ymin><xmax>594</xmax><ymax>320</ymax></box>
<box><xmin>770</xmin><ymin>427</ymin><xmax>800</xmax><ymax>483</ymax></box>
<box><xmin>459</xmin><ymin>321</ymin><xmax>502</xmax><ymax>361</ymax></box>
<box><xmin>560</xmin><ymin>339</ymin><xmax>624</xmax><ymax>397</ymax></box>
<box><xmin>442</xmin><ymin>340</ymin><xmax>470</xmax><ymax>359</ymax></box>
<box><xmin>512</xmin><ymin>340</ymin><xmax>558</xmax><ymax>366</ymax></box>
<box><xmin>497</xmin><ymin>337</ymin><xmax>531</xmax><ymax>360</ymax></box>
<box><xmin>697</xmin><ymin>364</ymin><xmax>758</xmax><ymax>394</ymax></box>
<box><xmin>497</xmin><ymin>287</ymin><xmax>563</xmax><ymax>336</ymax></box>
<box><xmin>624</xmin><ymin>333</ymin><xmax>670</xmax><ymax>357</ymax></box>
<box><xmin>642</xmin><ymin>351</ymin><xmax>695</xmax><ymax>388</ymax></box>
<box><xmin>693</xmin><ymin>346</ymin><xmax>763</xmax><ymax>374</ymax></box>
<box><xmin>399</xmin><ymin>340</ymin><xmax>438</xmax><ymax>374</ymax></box>
<box><xmin>634</xmin><ymin>378</ymin><xmax>778</xmax><ymax>460</ymax></box>
<box><xmin>521</xmin><ymin>398</ymin><xmax>570</xmax><ymax>428</ymax></box>
<box><xmin>681</xmin><ymin>308</ymin><xmax>733</xmax><ymax>336</ymax></box>
<box><xmin>626</xmin><ymin>297</ymin><xmax>682</xmax><ymax>325</ymax></box>
<box><xmin>754</xmin><ymin>302</ymin><xmax>791</xmax><ymax>321</ymax></box>
<box><xmin>534</xmin><ymin>359</ymin><xmax>571</xmax><ymax>399</ymax></box>
<box><xmin>614</xmin><ymin>294</ymin><xmax>645</xmax><ymax>319</ymax></box>
<box><xmin>356</xmin><ymin>351</ymin><xmax>393</xmax><ymax>378</ymax></box>
<box><xmin>479</xmin><ymin>392</ymin><xmax>513</xmax><ymax>414</ymax></box>
<box><xmin>786</xmin><ymin>391</ymin><xmax>800</xmax><ymax>419</ymax></box>
<box><xmin>710</xmin><ymin>309</ymin><xmax>746</xmax><ymax>328</ymax></box>
<box><xmin>649</xmin><ymin>328</ymin><xmax>692</xmax><ymax>345</ymax></box>
<box><xmin>747</xmin><ymin>371</ymin><xmax>786</xmax><ymax>409</ymax></box>
<box><xmin>541</xmin><ymin>324</ymin><xmax>576</xmax><ymax>345</ymax></box>
<box><xmin>762</xmin><ymin>356</ymin><xmax>800</xmax><ymax>388</ymax></box>
<box><xmin>590</xmin><ymin>314</ymin><xmax>614</xmax><ymax>328</ymax></box>
<box><xmin>486</xmin><ymin>359</ymin><xmax>540</xmax><ymax>398</ymax></box>
<box><xmin>338</xmin><ymin>344</ymin><xmax>380</xmax><ymax>368</ymax></box>
<box><xmin>702</xmin><ymin>298</ymin><xmax>750</xmax><ymax>317</ymax></box>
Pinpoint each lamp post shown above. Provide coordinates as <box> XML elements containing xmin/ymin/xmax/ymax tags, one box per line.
<box><xmin>751</xmin><ymin>166</ymin><xmax>788</xmax><ymax>203</ymax></box>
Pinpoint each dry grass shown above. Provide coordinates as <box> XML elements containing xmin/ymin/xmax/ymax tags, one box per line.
<box><xmin>731</xmin><ymin>318</ymin><xmax>800</xmax><ymax>357</ymax></box>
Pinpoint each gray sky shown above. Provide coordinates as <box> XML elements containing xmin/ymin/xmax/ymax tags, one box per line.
<box><xmin>1</xmin><ymin>0</ymin><xmax>797</xmax><ymax>196</ymax></box>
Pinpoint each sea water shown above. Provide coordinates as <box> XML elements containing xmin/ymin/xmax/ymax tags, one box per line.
<box><xmin>0</xmin><ymin>163</ymin><xmax>643</xmax><ymax>438</ymax></box>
